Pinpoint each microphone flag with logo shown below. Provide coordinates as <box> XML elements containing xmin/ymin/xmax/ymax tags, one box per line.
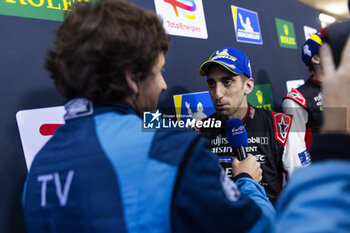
<box><xmin>225</xmin><ymin>118</ymin><xmax>248</xmax><ymax>161</ymax></box>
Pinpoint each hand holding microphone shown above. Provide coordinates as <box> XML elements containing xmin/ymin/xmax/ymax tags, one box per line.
<box><xmin>225</xmin><ymin>118</ymin><xmax>262</xmax><ymax>182</ymax></box>
<box><xmin>233</xmin><ymin>154</ymin><xmax>262</xmax><ymax>182</ymax></box>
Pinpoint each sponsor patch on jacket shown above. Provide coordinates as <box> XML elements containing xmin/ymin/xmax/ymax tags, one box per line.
<box><xmin>284</xmin><ymin>88</ymin><xmax>307</xmax><ymax>107</ymax></box>
<box><xmin>64</xmin><ymin>98</ymin><xmax>93</xmax><ymax>120</ymax></box>
<box><xmin>298</xmin><ymin>150</ymin><xmax>311</xmax><ymax>166</ymax></box>
<box><xmin>220</xmin><ymin>169</ymin><xmax>240</xmax><ymax>202</ymax></box>
<box><xmin>218</xmin><ymin>157</ymin><xmax>233</xmax><ymax>163</ymax></box>
<box><xmin>272</xmin><ymin>112</ymin><xmax>292</xmax><ymax>146</ymax></box>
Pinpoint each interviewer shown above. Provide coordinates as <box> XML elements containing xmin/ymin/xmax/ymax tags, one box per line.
<box><xmin>21</xmin><ymin>1</ymin><xmax>275</xmax><ymax>232</ymax></box>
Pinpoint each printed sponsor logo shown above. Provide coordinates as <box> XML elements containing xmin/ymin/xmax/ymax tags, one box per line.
<box><xmin>0</xmin><ymin>0</ymin><xmax>89</xmax><ymax>21</ymax></box>
<box><xmin>286</xmin><ymin>79</ymin><xmax>305</xmax><ymax>92</ymax></box>
<box><xmin>314</xmin><ymin>92</ymin><xmax>323</xmax><ymax>106</ymax></box>
<box><xmin>16</xmin><ymin>106</ymin><xmax>66</xmax><ymax>169</ymax></box>
<box><xmin>285</xmin><ymin>88</ymin><xmax>306</xmax><ymax>107</ymax></box>
<box><xmin>245</xmin><ymin>146</ymin><xmax>258</xmax><ymax>153</ymax></box>
<box><xmin>303</xmin><ymin>44</ymin><xmax>312</xmax><ymax>57</ymax></box>
<box><xmin>273</xmin><ymin>113</ymin><xmax>292</xmax><ymax>146</ymax></box>
<box><xmin>275</xmin><ymin>18</ymin><xmax>298</xmax><ymax>49</ymax></box>
<box><xmin>230</xmin><ymin>125</ymin><xmax>246</xmax><ymax>136</ymax></box>
<box><xmin>211</xmin><ymin>48</ymin><xmax>237</xmax><ymax>63</ymax></box>
<box><xmin>256</xmin><ymin>90</ymin><xmax>263</xmax><ymax>104</ymax></box>
<box><xmin>64</xmin><ymin>98</ymin><xmax>93</xmax><ymax>120</ymax></box>
<box><xmin>173</xmin><ymin>91</ymin><xmax>215</xmax><ymax>122</ymax></box>
<box><xmin>218</xmin><ymin>156</ymin><xmax>233</xmax><ymax>163</ymax></box>
<box><xmin>247</xmin><ymin>137</ymin><xmax>268</xmax><ymax>145</ymax></box>
<box><xmin>231</xmin><ymin>5</ymin><xmax>263</xmax><ymax>45</ymax></box>
<box><xmin>39</xmin><ymin>124</ymin><xmax>63</xmax><ymax>136</ymax></box>
<box><xmin>163</xmin><ymin>0</ymin><xmax>196</xmax><ymax>19</ymax></box>
<box><xmin>247</xmin><ymin>84</ymin><xmax>275</xmax><ymax>110</ymax></box>
<box><xmin>225</xmin><ymin>167</ymin><xmax>233</xmax><ymax>177</ymax></box>
<box><xmin>255</xmin><ymin>154</ymin><xmax>266</xmax><ymax>163</ymax></box>
<box><xmin>154</xmin><ymin>0</ymin><xmax>208</xmax><ymax>39</ymax></box>
<box><xmin>303</xmin><ymin>25</ymin><xmax>317</xmax><ymax>40</ymax></box>
<box><xmin>298</xmin><ymin>150</ymin><xmax>311</xmax><ymax>166</ymax></box>
<box><xmin>37</xmin><ymin>170</ymin><xmax>74</xmax><ymax>207</ymax></box>
<box><xmin>211</xmin><ymin>146</ymin><xmax>233</xmax><ymax>154</ymax></box>
<box><xmin>211</xmin><ymin>134</ymin><xmax>228</xmax><ymax>146</ymax></box>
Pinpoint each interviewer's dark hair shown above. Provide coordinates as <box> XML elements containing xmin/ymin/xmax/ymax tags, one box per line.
<box><xmin>46</xmin><ymin>0</ymin><xmax>170</xmax><ymax>102</ymax></box>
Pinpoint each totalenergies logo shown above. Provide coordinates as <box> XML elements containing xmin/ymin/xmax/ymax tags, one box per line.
<box><xmin>164</xmin><ymin>0</ymin><xmax>196</xmax><ymax>20</ymax></box>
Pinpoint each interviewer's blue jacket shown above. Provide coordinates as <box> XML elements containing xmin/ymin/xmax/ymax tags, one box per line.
<box><xmin>22</xmin><ymin>98</ymin><xmax>275</xmax><ymax>233</ymax></box>
<box><xmin>276</xmin><ymin>134</ymin><xmax>350</xmax><ymax>233</ymax></box>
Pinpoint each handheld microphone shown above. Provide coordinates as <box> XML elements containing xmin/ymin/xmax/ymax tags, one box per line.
<box><xmin>225</xmin><ymin>118</ymin><xmax>248</xmax><ymax>161</ymax></box>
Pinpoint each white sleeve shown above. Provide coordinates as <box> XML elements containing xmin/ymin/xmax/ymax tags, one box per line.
<box><xmin>282</xmin><ymin>99</ymin><xmax>308</xmax><ymax>136</ymax></box>
<box><xmin>282</xmin><ymin>99</ymin><xmax>311</xmax><ymax>177</ymax></box>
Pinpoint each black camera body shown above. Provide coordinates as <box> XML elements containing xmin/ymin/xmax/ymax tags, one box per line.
<box><xmin>320</xmin><ymin>20</ymin><xmax>350</xmax><ymax>67</ymax></box>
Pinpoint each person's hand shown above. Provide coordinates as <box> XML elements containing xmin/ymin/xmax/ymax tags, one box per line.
<box><xmin>320</xmin><ymin>36</ymin><xmax>350</xmax><ymax>134</ymax></box>
<box><xmin>232</xmin><ymin>153</ymin><xmax>262</xmax><ymax>182</ymax></box>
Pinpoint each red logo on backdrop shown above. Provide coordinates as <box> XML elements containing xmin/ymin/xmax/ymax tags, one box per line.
<box><xmin>16</xmin><ymin>106</ymin><xmax>66</xmax><ymax>169</ymax></box>
<box><xmin>272</xmin><ymin>112</ymin><xmax>292</xmax><ymax>146</ymax></box>
<box><xmin>39</xmin><ymin>124</ymin><xmax>63</xmax><ymax>136</ymax></box>
<box><xmin>284</xmin><ymin>88</ymin><xmax>306</xmax><ymax>107</ymax></box>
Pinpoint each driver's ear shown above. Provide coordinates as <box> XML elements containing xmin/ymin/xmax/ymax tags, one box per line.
<box><xmin>244</xmin><ymin>77</ymin><xmax>254</xmax><ymax>95</ymax></box>
<box><xmin>311</xmin><ymin>54</ymin><xmax>321</xmax><ymax>65</ymax></box>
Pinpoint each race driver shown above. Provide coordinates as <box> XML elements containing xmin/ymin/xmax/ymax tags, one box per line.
<box><xmin>198</xmin><ymin>47</ymin><xmax>309</xmax><ymax>205</ymax></box>
<box><xmin>283</xmin><ymin>33</ymin><xmax>323</xmax><ymax>152</ymax></box>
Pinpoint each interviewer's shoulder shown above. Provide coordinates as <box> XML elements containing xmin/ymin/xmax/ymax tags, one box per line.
<box><xmin>150</xmin><ymin>128</ymin><xmax>207</xmax><ymax>166</ymax></box>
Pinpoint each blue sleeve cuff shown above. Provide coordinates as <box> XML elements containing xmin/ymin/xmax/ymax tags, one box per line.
<box><xmin>233</xmin><ymin>172</ymin><xmax>252</xmax><ymax>182</ymax></box>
